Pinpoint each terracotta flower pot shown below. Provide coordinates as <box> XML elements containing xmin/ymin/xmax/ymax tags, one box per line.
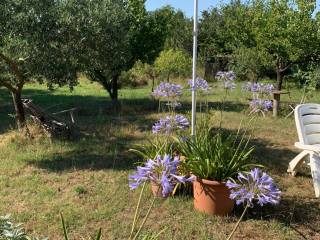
<box><xmin>193</xmin><ymin>178</ymin><xmax>234</xmax><ymax>216</ymax></box>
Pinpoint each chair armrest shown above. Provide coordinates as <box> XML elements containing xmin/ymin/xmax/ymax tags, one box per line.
<box><xmin>295</xmin><ymin>142</ymin><xmax>320</xmax><ymax>153</ymax></box>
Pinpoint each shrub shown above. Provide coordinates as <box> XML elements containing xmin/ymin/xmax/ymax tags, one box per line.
<box><xmin>120</xmin><ymin>61</ymin><xmax>156</xmax><ymax>88</ymax></box>
<box><xmin>154</xmin><ymin>49</ymin><xmax>191</xmax><ymax>82</ymax></box>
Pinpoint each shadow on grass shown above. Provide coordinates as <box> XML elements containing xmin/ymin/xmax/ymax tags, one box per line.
<box><xmin>178</xmin><ymin>101</ymin><xmax>248</xmax><ymax>114</ymax></box>
<box><xmin>252</xmin><ymin>138</ymin><xmax>297</xmax><ymax>173</ymax></box>
<box><xmin>0</xmin><ymin>87</ymin><xmax>305</xmax><ymax>175</ymax></box>
<box><xmin>28</xmin><ymin>149</ymin><xmax>137</xmax><ymax>171</ymax></box>
<box><xmin>231</xmin><ymin>196</ymin><xmax>320</xmax><ymax>239</ymax></box>
<box><xmin>0</xmin><ymin>87</ymin><xmax>159</xmax><ymax>134</ymax></box>
<box><xmin>208</xmin><ymin>127</ymin><xmax>297</xmax><ymax>173</ymax></box>
<box><xmin>26</xmin><ymin>130</ymin><xmax>146</xmax><ymax>171</ymax></box>
<box><xmin>1</xmin><ymin>87</ymin><xmax>159</xmax><ymax>171</ymax></box>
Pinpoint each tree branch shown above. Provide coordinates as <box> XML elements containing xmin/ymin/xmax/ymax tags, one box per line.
<box><xmin>0</xmin><ymin>79</ymin><xmax>17</xmax><ymax>93</ymax></box>
<box><xmin>0</xmin><ymin>53</ymin><xmax>26</xmax><ymax>90</ymax></box>
<box><xmin>280</xmin><ymin>63</ymin><xmax>292</xmax><ymax>73</ymax></box>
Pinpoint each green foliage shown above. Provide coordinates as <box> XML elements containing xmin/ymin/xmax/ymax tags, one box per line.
<box><xmin>60</xmin><ymin>0</ymin><xmax>130</xmax><ymax>100</ymax></box>
<box><xmin>127</xmin><ymin>0</ymin><xmax>168</xmax><ymax>64</ymax></box>
<box><xmin>292</xmin><ymin>65</ymin><xmax>320</xmax><ymax>101</ymax></box>
<box><xmin>154</xmin><ymin>49</ymin><xmax>191</xmax><ymax>82</ymax></box>
<box><xmin>251</xmin><ymin>0</ymin><xmax>320</xmax><ymax>89</ymax></box>
<box><xmin>176</xmin><ymin>121</ymin><xmax>257</xmax><ymax>181</ymax></box>
<box><xmin>199</xmin><ymin>2</ymin><xmax>255</xmax><ymax>58</ymax></box>
<box><xmin>153</xmin><ymin>6</ymin><xmax>192</xmax><ymax>53</ymax></box>
<box><xmin>199</xmin><ymin>0</ymin><xmax>320</xmax><ymax>89</ymax></box>
<box><xmin>230</xmin><ymin>47</ymin><xmax>272</xmax><ymax>82</ymax></box>
<box><xmin>130</xmin><ymin>138</ymin><xmax>176</xmax><ymax>161</ymax></box>
<box><xmin>0</xmin><ymin>215</ymin><xmax>47</xmax><ymax>240</ymax></box>
<box><xmin>121</xmin><ymin>61</ymin><xmax>156</xmax><ymax>88</ymax></box>
<box><xmin>0</xmin><ymin>0</ymin><xmax>77</xmax><ymax>89</ymax></box>
<box><xmin>0</xmin><ymin>0</ymin><xmax>77</xmax><ymax>127</ymax></box>
<box><xmin>74</xmin><ymin>186</ymin><xmax>87</xmax><ymax>195</ymax></box>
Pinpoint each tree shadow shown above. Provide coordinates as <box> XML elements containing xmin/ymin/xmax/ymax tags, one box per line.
<box><xmin>1</xmin><ymin>87</ymin><xmax>159</xmax><ymax>172</ymax></box>
<box><xmin>208</xmin><ymin>127</ymin><xmax>297</xmax><ymax>173</ymax></box>
<box><xmin>0</xmin><ymin>87</ymin><xmax>158</xmax><ymax>133</ymax></box>
<box><xmin>178</xmin><ymin>100</ymin><xmax>248</xmax><ymax>113</ymax></box>
<box><xmin>231</xmin><ymin>196</ymin><xmax>320</xmax><ymax>239</ymax></box>
<box><xmin>27</xmin><ymin>146</ymin><xmax>138</xmax><ymax>172</ymax></box>
<box><xmin>251</xmin><ymin>138</ymin><xmax>297</xmax><ymax>173</ymax></box>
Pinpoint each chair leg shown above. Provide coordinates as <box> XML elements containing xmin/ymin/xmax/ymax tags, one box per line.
<box><xmin>310</xmin><ymin>153</ymin><xmax>320</xmax><ymax>198</ymax></box>
<box><xmin>285</xmin><ymin>105</ymin><xmax>295</xmax><ymax>119</ymax></box>
<box><xmin>287</xmin><ymin>150</ymin><xmax>309</xmax><ymax>176</ymax></box>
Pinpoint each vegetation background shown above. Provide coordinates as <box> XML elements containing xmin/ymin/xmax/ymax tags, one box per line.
<box><xmin>1</xmin><ymin>0</ymin><xmax>320</xmax><ymax>239</ymax></box>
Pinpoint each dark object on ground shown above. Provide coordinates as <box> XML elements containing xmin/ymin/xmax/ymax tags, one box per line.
<box><xmin>22</xmin><ymin>99</ymin><xmax>78</xmax><ymax>139</ymax></box>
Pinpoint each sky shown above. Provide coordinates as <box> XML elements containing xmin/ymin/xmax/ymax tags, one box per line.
<box><xmin>146</xmin><ymin>0</ymin><xmax>320</xmax><ymax>17</ymax></box>
<box><xmin>145</xmin><ymin>0</ymin><xmax>222</xmax><ymax>17</ymax></box>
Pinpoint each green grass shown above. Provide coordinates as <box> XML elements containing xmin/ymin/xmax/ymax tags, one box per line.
<box><xmin>0</xmin><ymin>79</ymin><xmax>320</xmax><ymax>239</ymax></box>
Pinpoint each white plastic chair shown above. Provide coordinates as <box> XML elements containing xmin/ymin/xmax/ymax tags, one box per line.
<box><xmin>287</xmin><ymin>104</ymin><xmax>320</xmax><ymax>197</ymax></box>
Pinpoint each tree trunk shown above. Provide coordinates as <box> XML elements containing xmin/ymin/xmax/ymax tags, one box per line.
<box><xmin>273</xmin><ymin>68</ymin><xmax>284</xmax><ymax>117</ymax></box>
<box><xmin>276</xmin><ymin>69</ymin><xmax>283</xmax><ymax>91</ymax></box>
<box><xmin>11</xmin><ymin>89</ymin><xmax>25</xmax><ymax>129</ymax></box>
<box><xmin>110</xmin><ymin>74</ymin><xmax>118</xmax><ymax>103</ymax></box>
<box><xmin>204</xmin><ymin>59</ymin><xmax>213</xmax><ymax>81</ymax></box>
<box><xmin>151</xmin><ymin>76</ymin><xmax>155</xmax><ymax>93</ymax></box>
<box><xmin>93</xmin><ymin>70</ymin><xmax>119</xmax><ymax>104</ymax></box>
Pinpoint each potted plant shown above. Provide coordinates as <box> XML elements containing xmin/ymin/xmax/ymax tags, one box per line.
<box><xmin>177</xmin><ymin>123</ymin><xmax>258</xmax><ymax>216</ymax></box>
<box><xmin>129</xmin><ymin>154</ymin><xmax>194</xmax><ymax>198</ymax></box>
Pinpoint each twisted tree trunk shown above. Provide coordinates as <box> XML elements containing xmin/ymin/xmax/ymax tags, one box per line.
<box><xmin>0</xmin><ymin>53</ymin><xmax>26</xmax><ymax>129</ymax></box>
<box><xmin>11</xmin><ymin>89</ymin><xmax>25</xmax><ymax>129</ymax></box>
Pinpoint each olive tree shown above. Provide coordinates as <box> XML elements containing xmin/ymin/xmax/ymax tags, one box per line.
<box><xmin>0</xmin><ymin>0</ymin><xmax>77</xmax><ymax>129</ymax></box>
<box><xmin>60</xmin><ymin>0</ymin><xmax>130</xmax><ymax>103</ymax></box>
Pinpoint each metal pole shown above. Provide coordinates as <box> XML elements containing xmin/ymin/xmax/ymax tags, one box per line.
<box><xmin>191</xmin><ymin>0</ymin><xmax>198</xmax><ymax>136</ymax></box>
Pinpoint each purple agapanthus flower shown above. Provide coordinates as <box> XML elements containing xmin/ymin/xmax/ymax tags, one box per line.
<box><xmin>215</xmin><ymin>71</ymin><xmax>237</xmax><ymax>90</ymax></box>
<box><xmin>242</xmin><ymin>82</ymin><xmax>274</xmax><ymax>95</ymax></box>
<box><xmin>224</xmin><ymin>80</ymin><xmax>237</xmax><ymax>90</ymax></box>
<box><xmin>226</xmin><ymin>168</ymin><xmax>281</xmax><ymax>207</ymax></box>
<box><xmin>215</xmin><ymin>71</ymin><xmax>236</xmax><ymax>81</ymax></box>
<box><xmin>263</xmin><ymin>84</ymin><xmax>275</xmax><ymax>94</ymax></box>
<box><xmin>151</xmin><ymin>82</ymin><xmax>183</xmax><ymax>98</ymax></box>
<box><xmin>188</xmin><ymin>78</ymin><xmax>210</xmax><ymax>91</ymax></box>
<box><xmin>152</xmin><ymin>115</ymin><xmax>189</xmax><ymax>134</ymax></box>
<box><xmin>129</xmin><ymin>155</ymin><xmax>195</xmax><ymax>197</ymax></box>
<box><xmin>250</xmin><ymin>99</ymin><xmax>273</xmax><ymax>112</ymax></box>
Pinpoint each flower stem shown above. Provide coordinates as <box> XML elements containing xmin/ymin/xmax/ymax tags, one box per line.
<box><xmin>129</xmin><ymin>182</ymin><xmax>146</xmax><ymax>239</ymax></box>
<box><xmin>132</xmin><ymin>195</ymin><xmax>157</xmax><ymax>240</ymax></box>
<box><xmin>226</xmin><ymin>204</ymin><xmax>249</xmax><ymax>240</ymax></box>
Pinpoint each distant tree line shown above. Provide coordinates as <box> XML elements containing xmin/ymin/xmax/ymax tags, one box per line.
<box><xmin>1</xmin><ymin>0</ymin><xmax>320</xmax><ymax>128</ymax></box>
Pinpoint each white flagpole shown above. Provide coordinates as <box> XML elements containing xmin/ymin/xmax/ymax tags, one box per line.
<box><xmin>191</xmin><ymin>0</ymin><xmax>198</xmax><ymax>136</ymax></box>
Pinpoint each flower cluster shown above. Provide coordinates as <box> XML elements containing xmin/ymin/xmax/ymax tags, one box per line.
<box><xmin>215</xmin><ymin>71</ymin><xmax>236</xmax><ymax>81</ymax></box>
<box><xmin>224</xmin><ymin>80</ymin><xmax>237</xmax><ymax>90</ymax></box>
<box><xmin>242</xmin><ymin>82</ymin><xmax>274</xmax><ymax>95</ymax></box>
<box><xmin>152</xmin><ymin>115</ymin><xmax>189</xmax><ymax>134</ymax></box>
<box><xmin>215</xmin><ymin>71</ymin><xmax>237</xmax><ymax>90</ymax></box>
<box><xmin>226</xmin><ymin>168</ymin><xmax>281</xmax><ymax>207</ymax></box>
<box><xmin>243</xmin><ymin>82</ymin><xmax>274</xmax><ymax>116</ymax></box>
<box><xmin>129</xmin><ymin>155</ymin><xmax>195</xmax><ymax>197</ymax></box>
<box><xmin>151</xmin><ymin>82</ymin><xmax>183</xmax><ymax>99</ymax></box>
<box><xmin>188</xmin><ymin>78</ymin><xmax>209</xmax><ymax>91</ymax></box>
<box><xmin>249</xmin><ymin>99</ymin><xmax>273</xmax><ymax>112</ymax></box>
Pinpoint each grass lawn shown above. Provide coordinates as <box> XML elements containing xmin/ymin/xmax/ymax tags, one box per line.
<box><xmin>0</xmin><ymin>79</ymin><xmax>319</xmax><ymax>239</ymax></box>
